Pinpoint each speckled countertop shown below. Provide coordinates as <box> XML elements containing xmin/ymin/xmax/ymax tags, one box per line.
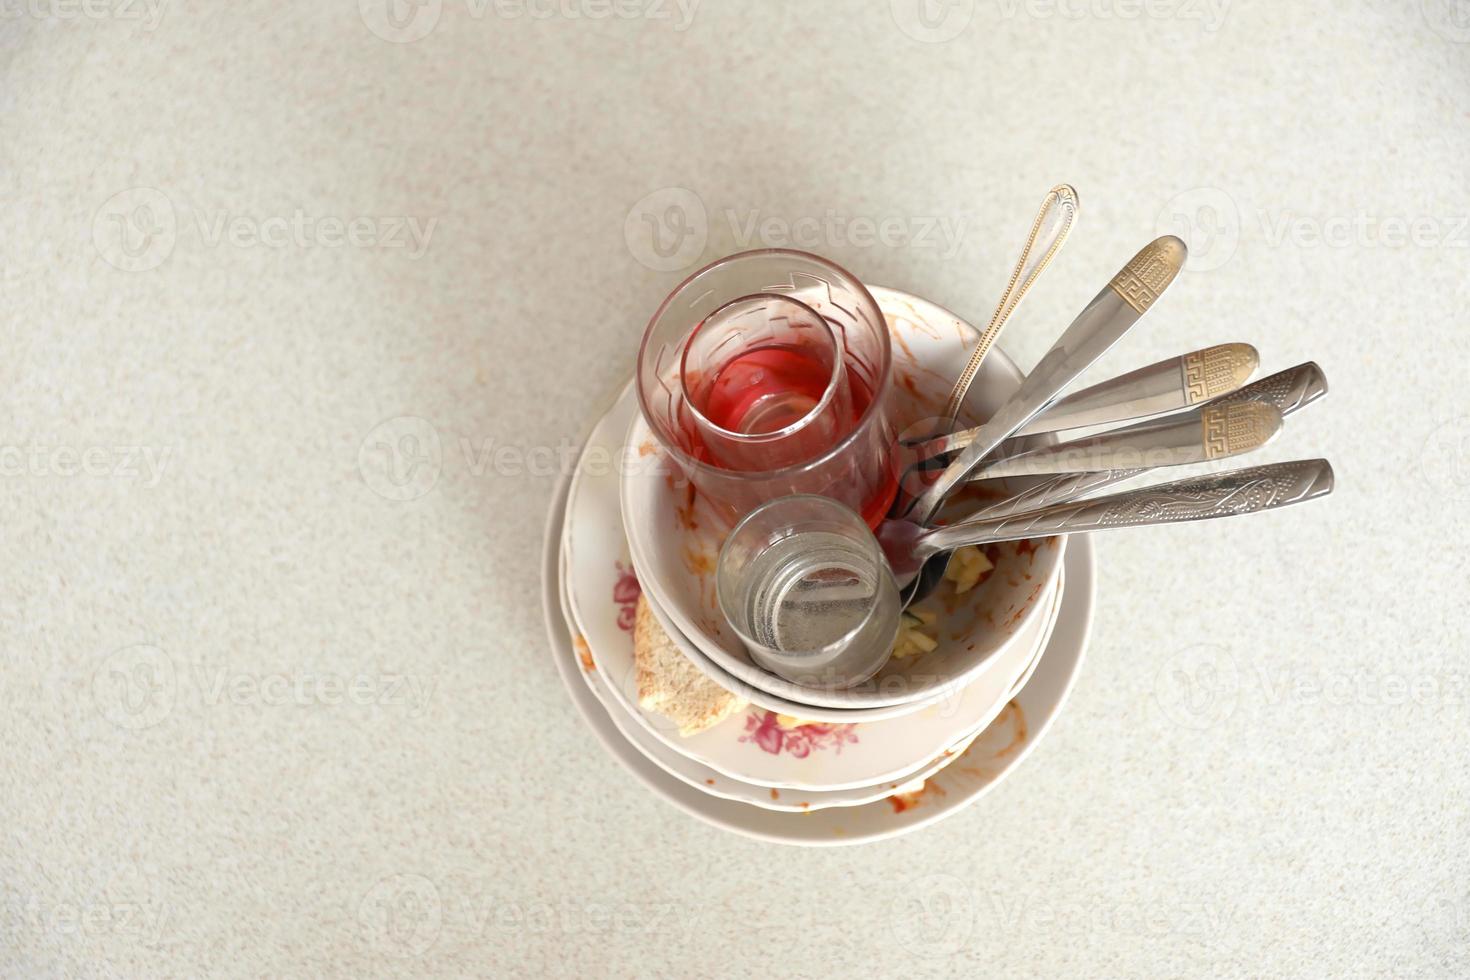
<box><xmin>2</xmin><ymin>2</ymin><xmax>1468</xmax><ymax>975</ymax></box>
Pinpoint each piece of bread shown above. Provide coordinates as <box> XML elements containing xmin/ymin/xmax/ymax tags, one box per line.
<box><xmin>633</xmin><ymin>594</ymin><xmax>747</xmax><ymax>737</ymax></box>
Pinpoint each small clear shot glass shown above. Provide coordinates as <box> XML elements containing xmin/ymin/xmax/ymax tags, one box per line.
<box><xmin>716</xmin><ymin>494</ymin><xmax>900</xmax><ymax>690</ymax></box>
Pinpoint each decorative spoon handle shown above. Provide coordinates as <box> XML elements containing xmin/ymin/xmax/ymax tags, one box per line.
<box><xmin>901</xmin><ymin>235</ymin><xmax>1188</xmax><ymax>526</ymax></box>
<box><xmin>971</xmin><ymin>401</ymin><xmax>1281</xmax><ymax>480</ymax></box>
<box><xmin>911</xmin><ymin>342</ymin><xmax>1259</xmax><ymax>455</ymax></box>
<box><xmin>942</xmin><ymin>184</ymin><xmax>1079</xmax><ymax>423</ymax></box>
<box><xmin>967</xmin><ymin>361</ymin><xmax>1330</xmax><ymax>519</ymax></box>
<box><xmin>918</xmin><ymin>459</ymin><xmax>1335</xmax><ymax>559</ymax></box>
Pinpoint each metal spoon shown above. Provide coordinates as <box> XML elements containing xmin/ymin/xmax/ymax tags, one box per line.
<box><xmin>893</xmin><ymin>235</ymin><xmax>1190</xmax><ymax>526</ymax></box>
<box><xmin>942</xmin><ymin>184</ymin><xmax>1080</xmax><ymax>424</ymax></box>
<box><xmin>961</xmin><ymin>399</ymin><xmax>1281</xmax><ymax>483</ymax></box>
<box><xmin>892</xmin><ymin>361</ymin><xmax>1329</xmax><ymax>604</ymax></box>
<box><xmin>885</xmin><ymin>458</ymin><xmax>1335</xmax><ymax>605</ymax></box>
<box><xmin>904</xmin><ymin>341</ymin><xmax>1260</xmax><ymax>462</ymax></box>
<box><xmin>966</xmin><ymin>361</ymin><xmax>1330</xmax><ymax>518</ymax></box>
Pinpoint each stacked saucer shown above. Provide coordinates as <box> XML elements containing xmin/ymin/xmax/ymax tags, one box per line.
<box><xmin>543</xmin><ymin>289</ymin><xmax>1096</xmax><ymax>845</ymax></box>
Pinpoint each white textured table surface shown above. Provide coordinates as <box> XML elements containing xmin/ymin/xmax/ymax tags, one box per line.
<box><xmin>3</xmin><ymin>2</ymin><xmax>1468</xmax><ymax>976</ymax></box>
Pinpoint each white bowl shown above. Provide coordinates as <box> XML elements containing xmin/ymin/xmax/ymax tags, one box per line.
<box><xmin>562</xmin><ymin>383</ymin><xmax>1064</xmax><ymax>791</ymax></box>
<box><xmin>543</xmin><ymin>464</ymin><xmax>1098</xmax><ymax>845</ymax></box>
<box><xmin>621</xmin><ymin>286</ymin><xmax>1066</xmax><ymax>709</ymax></box>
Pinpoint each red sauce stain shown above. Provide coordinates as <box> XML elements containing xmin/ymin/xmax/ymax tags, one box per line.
<box><xmin>799</xmin><ymin>802</ymin><xmax>810</xmax><ymax>810</ymax></box>
<box><xmin>682</xmin><ymin>546</ymin><xmax>714</xmax><ymax>578</ymax></box>
<box><xmin>953</xmin><ymin>704</ymin><xmax>1030</xmax><ymax>782</ymax></box>
<box><xmin>886</xmin><ymin>781</ymin><xmax>948</xmax><ymax>814</ymax></box>
<box><xmin>673</xmin><ymin>480</ymin><xmax>699</xmax><ymax>530</ymax></box>
<box><xmin>638</xmin><ymin>440</ymin><xmax>656</xmax><ymax>457</ymax></box>
<box><xmin>987</xmin><ymin>701</ymin><xmax>1029</xmax><ymax>760</ymax></box>
<box><xmin>1004</xmin><ymin>583</ymin><xmax>1046</xmax><ymax>629</ymax></box>
<box><xmin>705</xmin><ymin>779</ymin><xmax>715</xmax><ymax>785</ymax></box>
<box><xmin>769</xmin><ymin>788</ymin><xmax>780</xmax><ymax>800</ymax></box>
<box><xmin>891</xmin><ymin>321</ymin><xmax>919</xmax><ymax>363</ymax></box>
<box><xmin>573</xmin><ymin>635</ymin><xmax>594</xmax><ymax>672</ymax></box>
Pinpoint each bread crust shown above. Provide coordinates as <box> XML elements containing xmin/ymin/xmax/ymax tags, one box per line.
<box><xmin>633</xmin><ymin>594</ymin><xmax>747</xmax><ymax>736</ymax></box>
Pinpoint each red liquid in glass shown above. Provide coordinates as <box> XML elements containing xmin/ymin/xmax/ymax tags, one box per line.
<box><xmin>683</xmin><ymin>342</ymin><xmax>899</xmax><ymax>530</ymax></box>
<box><xmin>698</xmin><ymin>344</ymin><xmax>836</xmax><ymax>436</ymax></box>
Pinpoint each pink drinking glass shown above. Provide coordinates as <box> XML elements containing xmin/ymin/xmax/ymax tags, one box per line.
<box><xmin>636</xmin><ymin>249</ymin><xmax>896</xmax><ymax>529</ymax></box>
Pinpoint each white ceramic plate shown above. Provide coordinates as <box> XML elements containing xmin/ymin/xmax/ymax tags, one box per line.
<box><xmin>621</xmin><ymin>286</ymin><xmax>1066</xmax><ymax>709</ymax></box>
<box><xmin>559</xmin><ymin>554</ymin><xmax>1013</xmax><ymax>812</ymax></box>
<box><xmin>544</xmin><ymin>464</ymin><xmax>1098</xmax><ymax>845</ymax></box>
<box><xmin>570</xmin><ymin>562</ymin><xmax>1060</xmax><ymax>808</ymax></box>
<box><xmin>563</xmin><ymin>387</ymin><xmax>1061</xmax><ymax>791</ymax></box>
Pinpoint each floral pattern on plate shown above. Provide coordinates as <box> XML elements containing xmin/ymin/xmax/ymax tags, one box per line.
<box><xmin>739</xmin><ymin>712</ymin><xmax>859</xmax><ymax>758</ymax></box>
<box><xmin>612</xmin><ymin>561</ymin><xmax>641</xmax><ymax>632</ymax></box>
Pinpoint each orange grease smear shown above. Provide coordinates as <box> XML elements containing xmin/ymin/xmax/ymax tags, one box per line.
<box><xmin>886</xmin><ymin>781</ymin><xmax>948</xmax><ymax>814</ymax></box>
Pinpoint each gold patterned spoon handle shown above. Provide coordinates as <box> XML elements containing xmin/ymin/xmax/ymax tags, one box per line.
<box><xmin>943</xmin><ymin>183</ymin><xmax>1080</xmax><ymax>423</ymax></box>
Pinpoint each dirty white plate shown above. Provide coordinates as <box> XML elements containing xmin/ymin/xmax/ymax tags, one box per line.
<box><xmin>544</xmin><ymin>462</ymin><xmax>1097</xmax><ymax>845</ymax></box>
<box><xmin>558</xmin><ymin>544</ymin><xmax>1040</xmax><ymax>812</ymax></box>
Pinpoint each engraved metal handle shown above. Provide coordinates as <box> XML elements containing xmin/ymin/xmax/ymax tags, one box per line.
<box><xmin>1211</xmin><ymin>359</ymin><xmax>1329</xmax><ymax>416</ymax></box>
<box><xmin>964</xmin><ymin>361</ymin><xmax>1330</xmax><ymax>519</ymax></box>
<box><xmin>900</xmin><ymin>235</ymin><xmax>1189</xmax><ymax>525</ymax></box>
<box><xmin>969</xmin><ymin>401</ymin><xmax>1281</xmax><ymax>480</ymax></box>
<box><xmin>917</xmin><ymin>459</ymin><xmax>1334</xmax><ymax>559</ymax></box>
<box><xmin>911</xmin><ymin>342</ymin><xmax>1259</xmax><ymax>455</ymax></box>
<box><xmin>943</xmin><ymin>184</ymin><xmax>1080</xmax><ymax>423</ymax></box>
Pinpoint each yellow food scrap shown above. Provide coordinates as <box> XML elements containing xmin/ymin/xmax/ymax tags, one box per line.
<box><xmin>945</xmin><ymin>545</ymin><xmax>994</xmax><ymax>594</ymax></box>
<box><xmin>891</xmin><ymin>608</ymin><xmax>941</xmax><ymax>660</ymax></box>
